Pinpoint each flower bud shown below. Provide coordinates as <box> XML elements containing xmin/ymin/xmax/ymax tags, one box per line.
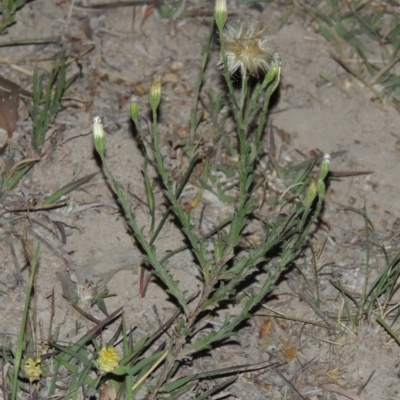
<box><xmin>214</xmin><ymin>0</ymin><xmax>227</xmax><ymax>31</ymax></box>
<box><xmin>304</xmin><ymin>179</ymin><xmax>317</xmax><ymax>208</ymax></box>
<box><xmin>130</xmin><ymin>95</ymin><xmax>140</xmax><ymax>123</ymax></box>
<box><xmin>149</xmin><ymin>75</ymin><xmax>162</xmax><ymax>112</ymax></box>
<box><xmin>317</xmin><ymin>178</ymin><xmax>325</xmax><ymax>198</ymax></box>
<box><xmin>93</xmin><ymin>116</ymin><xmax>106</xmax><ymax>156</ymax></box>
<box><xmin>319</xmin><ymin>153</ymin><xmax>331</xmax><ymax>181</ymax></box>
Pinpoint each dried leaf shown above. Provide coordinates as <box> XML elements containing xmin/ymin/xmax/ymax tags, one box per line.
<box><xmin>281</xmin><ymin>345</ymin><xmax>296</xmax><ymax>361</ymax></box>
<box><xmin>99</xmin><ymin>382</ymin><xmax>116</xmax><ymax>400</ymax></box>
<box><xmin>80</xmin><ymin>18</ymin><xmax>93</xmax><ymax>39</ymax></box>
<box><xmin>259</xmin><ymin>320</ymin><xmax>272</xmax><ymax>338</ymax></box>
<box><xmin>0</xmin><ymin>76</ymin><xmax>20</xmax><ymax>143</ymax></box>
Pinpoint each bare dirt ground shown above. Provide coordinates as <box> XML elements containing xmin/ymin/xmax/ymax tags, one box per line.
<box><xmin>1</xmin><ymin>1</ymin><xmax>400</xmax><ymax>399</ymax></box>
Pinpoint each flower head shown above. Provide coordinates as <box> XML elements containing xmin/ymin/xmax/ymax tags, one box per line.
<box><xmin>96</xmin><ymin>345</ymin><xmax>120</xmax><ymax>373</ymax></box>
<box><xmin>22</xmin><ymin>358</ymin><xmax>42</xmax><ymax>382</ymax></box>
<box><xmin>220</xmin><ymin>22</ymin><xmax>274</xmax><ymax>77</ymax></box>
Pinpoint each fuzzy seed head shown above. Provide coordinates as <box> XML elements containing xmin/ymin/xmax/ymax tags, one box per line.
<box><xmin>220</xmin><ymin>22</ymin><xmax>274</xmax><ymax>77</ymax></box>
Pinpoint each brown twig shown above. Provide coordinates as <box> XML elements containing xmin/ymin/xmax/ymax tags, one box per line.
<box><xmin>357</xmin><ymin>369</ymin><xmax>375</xmax><ymax>395</ymax></box>
<box><xmin>271</xmin><ymin>364</ymin><xmax>306</xmax><ymax>400</ymax></box>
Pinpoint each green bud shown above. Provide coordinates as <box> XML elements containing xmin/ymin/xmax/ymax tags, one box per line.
<box><xmin>214</xmin><ymin>0</ymin><xmax>227</xmax><ymax>31</ymax></box>
<box><xmin>304</xmin><ymin>179</ymin><xmax>317</xmax><ymax>207</ymax></box>
<box><xmin>149</xmin><ymin>75</ymin><xmax>162</xmax><ymax>112</ymax></box>
<box><xmin>130</xmin><ymin>95</ymin><xmax>140</xmax><ymax>123</ymax></box>
<box><xmin>93</xmin><ymin>116</ymin><xmax>106</xmax><ymax>156</ymax></box>
<box><xmin>319</xmin><ymin>153</ymin><xmax>331</xmax><ymax>181</ymax></box>
<box><xmin>260</xmin><ymin>53</ymin><xmax>280</xmax><ymax>87</ymax></box>
<box><xmin>317</xmin><ymin>178</ymin><xmax>325</xmax><ymax>198</ymax></box>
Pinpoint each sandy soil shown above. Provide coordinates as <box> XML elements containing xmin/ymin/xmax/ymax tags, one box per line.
<box><xmin>1</xmin><ymin>1</ymin><xmax>400</xmax><ymax>399</ymax></box>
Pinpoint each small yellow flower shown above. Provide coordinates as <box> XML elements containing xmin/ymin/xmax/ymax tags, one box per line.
<box><xmin>220</xmin><ymin>21</ymin><xmax>274</xmax><ymax>77</ymax></box>
<box><xmin>97</xmin><ymin>346</ymin><xmax>120</xmax><ymax>373</ymax></box>
<box><xmin>22</xmin><ymin>358</ymin><xmax>42</xmax><ymax>381</ymax></box>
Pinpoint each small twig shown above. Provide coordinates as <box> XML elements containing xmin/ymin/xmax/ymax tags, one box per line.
<box><xmin>357</xmin><ymin>369</ymin><xmax>375</xmax><ymax>395</ymax></box>
<box><xmin>8</xmin><ymin>240</ymin><xmax>23</xmax><ymax>283</ymax></box>
<box><xmin>71</xmin><ymin>303</ymin><xmax>101</xmax><ymax>324</ymax></box>
<box><xmin>330</xmin><ymin>170</ymin><xmax>372</xmax><ymax>177</ymax></box>
<box><xmin>271</xmin><ymin>364</ymin><xmax>306</xmax><ymax>400</ymax></box>
<box><xmin>323</xmin><ymin>384</ymin><xmax>365</xmax><ymax>400</ymax></box>
<box><xmin>0</xmin><ymin>37</ymin><xmax>60</xmax><ymax>48</ymax></box>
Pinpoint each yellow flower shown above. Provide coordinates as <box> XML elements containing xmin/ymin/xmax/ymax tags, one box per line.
<box><xmin>97</xmin><ymin>346</ymin><xmax>120</xmax><ymax>373</ymax></box>
<box><xmin>22</xmin><ymin>358</ymin><xmax>42</xmax><ymax>381</ymax></box>
<box><xmin>220</xmin><ymin>21</ymin><xmax>274</xmax><ymax>77</ymax></box>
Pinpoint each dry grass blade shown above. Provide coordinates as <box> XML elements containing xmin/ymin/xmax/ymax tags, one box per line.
<box><xmin>82</xmin><ymin>0</ymin><xmax>163</xmax><ymax>8</ymax></box>
<box><xmin>322</xmin><ymin>384</ymin><xmax>365</xmax><ymax>400</ymax></box>
<box><xmin>328</xmin><ymin>51</ymin><xmax>385</xmax><ymax>102</ymax></box>
<box><xmin>0</xmin><ymin>36</ymin><xmax>59</xmax><ymax>47</ymax></box>
<box><xmin>271</xmin><ymin>364</ymin><xmax>306</xmax><ymax>400</ymax></box>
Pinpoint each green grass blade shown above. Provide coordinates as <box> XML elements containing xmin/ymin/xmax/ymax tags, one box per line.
<box><xmin>41</xmin><ymin>172</ymin><xmax>97</xmax><ymax>206</ymax></box>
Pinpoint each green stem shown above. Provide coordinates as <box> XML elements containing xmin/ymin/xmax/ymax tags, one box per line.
<box><xmin>189</xmin><ymin>22</ymin><xmax>215</xmax><ymax>151</ymax></box>
<box><xmin>12</xmin><ymin>244</ymin><xmax>40</xmax><ymax>400</ymax></box>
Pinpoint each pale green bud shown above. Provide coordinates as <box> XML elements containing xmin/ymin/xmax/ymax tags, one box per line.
<box><xmin>130</xmin><ymin>95</ymin><xmax>140</xmax><ymax>124</ymax></box>
<box><xmin>304</xmin><ymin>179</ymin><xmax>317</xmax><ymax>207</ymax></box>
<box><xmin>149</xmin><ymin>75</ymin><xmax>162</xmax><ymax>112</ymax></box>
<box><xmin>214</xmin><ymin>0</ymin><xmax>227</xmax><ymax>31</ymax></box>
<box><xmin>319</xmin><ymin>153</ymin><xmax>331</xmax><ymax>181</ymax></box>
<box><xmin>317</xmin><ymin>178</ymin><xmax>325</xmax><ymax>198</ymax></box>
<box><xmin>93</xmin><ymin>116</ymin><xmax>106</xmax><ymax>156</ymax></box>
